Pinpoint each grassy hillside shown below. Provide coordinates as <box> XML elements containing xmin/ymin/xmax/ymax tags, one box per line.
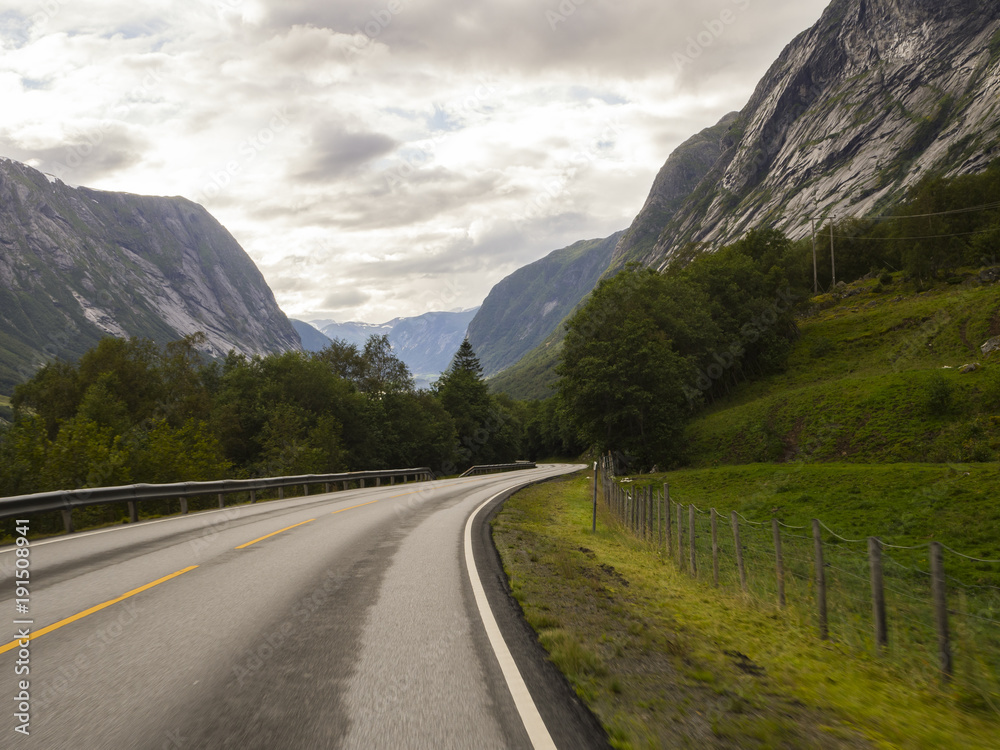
<box><xmin>487</xmin><ymin>324</ymin><xmax>564</xmax><ymax>400</ymax></box>
<box><xmin>685</xmin><ymin>271</ymin><xmax>1000</xmax><ymax>466</ymax></box>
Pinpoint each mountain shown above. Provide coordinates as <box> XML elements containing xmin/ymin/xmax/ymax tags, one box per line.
<box><xmin>613</xmin><ymin>0</ymin><xmax>1000</xmax><ymax>271</ymax></box>
<box><xmin>290</xmin><ymin>319</ymin><xmax>332</xmax><ymax>352</ymax></box>
<box><xmin>388</xmin><ymin>309</ymin><xmax>479</xmax><ymax>382</ymax></box>
<box><xmin>311</xmin><ymin>308</ymin><xmax>479</xmax><ymax>386</ymax></box>
<box><xmin>0</xmin><ymin>158</ymin><xmax>300</xmax><ymax>394</ymax></box>
<box><xmin>611</xmin><ymin>118</ymin><xmax>737</xmax><ymax>270</ymax></box>
<box><xmin>467</xmin><ymin>232</ymin><xmax>623</xmax><ymax>377</ymax></box>
<box><xmin>310</xmin><ymin>319</ymin><xmax>394</xmax><ymax>348</ymax></box>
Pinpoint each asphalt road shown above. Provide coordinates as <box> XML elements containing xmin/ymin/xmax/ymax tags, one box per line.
<box><xmin>0</xmin><ymin>465</ymin><xmax>610</xmax><ymax>749</ymax></box>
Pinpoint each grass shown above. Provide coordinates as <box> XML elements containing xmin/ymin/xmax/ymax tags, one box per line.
<box><xmin>494</xmin><ymin>471</ymin><xmax>1000</xmax><ymax>748</ymax></box>
<box><xmin>686</xmin><ymin>274</ymin><xmax>1000</xmax><ymax>466</ymax></box>
<box><xmin>626</xmin><ymin>462</ymin><xmax>1000</xmax><ymax>586</ymax></box>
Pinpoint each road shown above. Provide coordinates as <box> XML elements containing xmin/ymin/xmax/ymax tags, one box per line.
<box><xmin>0</xmin><ymin>464</ymin><xmax>610</xmax><ymax>749</ymax></box>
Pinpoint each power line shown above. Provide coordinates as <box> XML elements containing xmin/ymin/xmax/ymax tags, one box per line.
<box><xmin>830</xmin><ymin>227</ymin><xmax>998</xmax><ymax>242</ymax></box>
<box><xmin>867</xmin><ymin>201</ymin><xmax>1000</xmax><ymax>221</ymax></box>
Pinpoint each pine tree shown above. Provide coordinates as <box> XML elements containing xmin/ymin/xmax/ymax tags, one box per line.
<box><xmin>447</xmin><ymin>339</ymin><xmax>483</xmax><ymax>377</ymax></box>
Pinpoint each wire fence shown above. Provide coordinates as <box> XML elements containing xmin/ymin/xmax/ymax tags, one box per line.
<box><xmin>597</xmin><ymin>457</ymin><xmax>1000</xmax><ymax>713</ymax></box>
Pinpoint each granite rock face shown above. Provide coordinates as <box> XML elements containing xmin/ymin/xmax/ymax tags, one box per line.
<box><xmin>614</xmin><ymin>0</ymin><xmax>1000</xmax><ymax>270</ymax></box>
<box><xmin>0</xmin><ymin>157</ymin><xmax>301</xmax><ymax>391</ymax></box>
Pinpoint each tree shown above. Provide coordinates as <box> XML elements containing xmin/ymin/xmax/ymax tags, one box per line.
<box><xmin>435</xmin><ymin>340</ymin><xmax>520</xmax><ymax>468</ymax></box>
<box><xmin>557</xmin><ymin>268</ymin><xmax>718</xmax><ymax>468</ymax></box>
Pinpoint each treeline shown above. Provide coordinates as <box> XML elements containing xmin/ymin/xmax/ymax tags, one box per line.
<box><xmin>555</xmin><ymin>160</ymin><xmax>1000</xmax><ymax>470</ymax></box>
<box><xmin>0</xmin><ymin>334</ymin><xmax>583</xmax><ymax>517</ymax></box>
<box><xmin>557</xmin><ymin>229</ymin><xmax>800</xmax><ymax>469</ymax></box>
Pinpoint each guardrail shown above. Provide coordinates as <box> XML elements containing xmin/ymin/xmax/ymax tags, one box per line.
<box><xmin>459</xmin><ymin>461</ymin><xmax>536</xmax><ymax>478</ymax></box>
<box><xmin>0</xmin><ymin>467</ymin><xmax>433</xmax><ymax>533</ymax></box>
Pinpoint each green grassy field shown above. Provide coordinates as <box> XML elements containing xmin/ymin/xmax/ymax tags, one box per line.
<box><xmin>495</xmin><ymin>472</ymin><xmax>1000</xmax><ymax>749</ymax></box>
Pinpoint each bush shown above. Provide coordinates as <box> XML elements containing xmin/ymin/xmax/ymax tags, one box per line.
<box><xmin>925</xmin><ymin>372</ymin><xmax>954</xmax><ymax>416</ymax></box>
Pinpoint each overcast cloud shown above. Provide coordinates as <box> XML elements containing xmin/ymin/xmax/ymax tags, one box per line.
<box><xmin>0</xmin><ymin>0</ymin><xmax>829</xmax><ymax>324</ymax></box>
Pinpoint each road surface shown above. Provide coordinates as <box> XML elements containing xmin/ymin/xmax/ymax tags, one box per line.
<box><xmin>0</xmin><ymin>465</ymin><xmax>609</xmax><ymax>749</ymax></box>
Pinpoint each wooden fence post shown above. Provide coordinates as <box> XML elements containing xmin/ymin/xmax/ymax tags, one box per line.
<box><xmin>711</xmin><ymin>508</ymin><xmax>719</xmax><ymax>587</ymax></box>
<box><xmin>656</xmin><ymin>489</ymin><xmax>662</xmax><ymax>548</ymax></box>
<box><xmin>677</xmin><ymin>503</ymin><xmax>684</xmax><ymax>570</ymax></box>
<box><xmin>647</xmin><ymin>486</ymin><xmax>653</xmax><ymax>540</ymax></box>
<box><xmin>773</xmin><ymin>519</ymin><xmax>785</xmax><ymax>607</ymax></box>
<box><xmin>868</xmin><ymin>537</ymin><xmax>888</xmax><ymax>650</ymax></box>
<box><xmin>591</xmin><ymin>462</ymin><xmax>598</xmax><ymax>534</ymax></box>
<box><xmin>688</xmin><ymin>505</ymin><xmax>697</xmax><ymax>577</ymax></box>
<box><xmin>813</xmin><ymin>519</ymin><xmax>827</xmax><ymax>639</ymax></box>
<box><xmin>731</xmin><ymin>511</ymin><xmax>746</xmax><ymax>592</ymax></box>
<box><xmin>930</xmin><ymin>541</ymin><xmax>952</xmax><ymax>681</ymax></box>
<box><xmin>665</xmin><ymin>484</ymin><xmax>672</xmax><ymax>559</ymax></box>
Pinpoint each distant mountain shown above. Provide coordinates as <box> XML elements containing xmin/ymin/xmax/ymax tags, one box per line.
<box><xmin>0</xmin><ymin>158</ymin><xmax>300</xmax><ymax>394</ymax></box>
<box><xmin>290</xmin><ymin>319</ymin><xmax>332</xmax><ymax>352</ymax></box>
<box><xmin>613</xmin><ymin>0</ymin><xmax>1000</xmax><ymax>270</ymax></box>
<box><xmin>310</xmin><ymin>319</ymin><xmax>394</xmax><ymax>348</ymax></box>
<box><xmin>389</xmin><ymin>309</ymin><xmax>479</xmax><ymax>383</ymax></box>
<box><xmin>467</xmin><ymin>232</ymin><xmax>622</xmax><ymax>377</ymax></box>
<box><xmin>311</xmin><ymin>308</ymin><xmax>479</xmax><ymax>386</ymax></box>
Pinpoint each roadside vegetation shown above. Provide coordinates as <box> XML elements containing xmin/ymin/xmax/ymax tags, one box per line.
<box><xmin>493</xmin><ymin>163</ymin><xmax>1000</xmax><ymax>746</ymax></box>
<box><xmin>495</xmin><ymin>472</ymin><xmax>1000</xmax><ymax>749</ymax></box>
<box><xmin>0</xmin><ymin>335</ymin><xmax>580</xmax><ymax>536</ymax></box>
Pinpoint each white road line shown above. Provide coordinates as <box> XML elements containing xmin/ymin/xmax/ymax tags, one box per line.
<box><xmin>464</xmin><ymin>487</ymin><xmax>558</xmax><ymax>750</ymax></box>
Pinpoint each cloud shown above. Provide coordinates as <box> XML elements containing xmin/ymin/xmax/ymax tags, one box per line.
<box><xmin>0</xmin><ymin>0</ymin><xmax>833</xmax><ymax>325</ymax></box>
<box><xmin>294</xmin><ymin>123</ymin><xmax>398</xmax><ymax>182</ymax></box>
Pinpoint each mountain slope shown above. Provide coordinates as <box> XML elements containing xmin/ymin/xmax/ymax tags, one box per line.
<box><xmin>0</xmin><ymin>158</ymin><xmax>300</xmax><ymax>393</ymax></box>
<box><xmin>613</xmin><ymin>0</ymin><xmax>1000</xmax><ymax>270</ymax></box>
<box><xmin>291</xmin><ymin>319</ymin><xmax>333</xmax><ymax>352</ymax></box>
<box><xmin>611</xmin><ymin>116</ymin><xmax>737</xmax><ymax>269</ymax></box>
<box><xmin>468</xmin><ymin>232</ymin><xmax>622</xmax><ymax>377</ymax></box>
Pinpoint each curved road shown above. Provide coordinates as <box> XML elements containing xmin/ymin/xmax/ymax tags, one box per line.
<box><xmin>0</xmin><ymin>465</ymin><xmax>609</xmax><ymax>749</ymax></box>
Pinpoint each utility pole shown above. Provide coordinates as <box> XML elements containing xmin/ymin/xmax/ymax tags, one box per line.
<box><xmin>811</xmin><ymin>217</ymin><xmax>818</xmax><ymax>294</ymax></box>
<box><xmin>830</xmin><ymin>215</ymin><xmax>836</xmax><ymax>288</ymax></box>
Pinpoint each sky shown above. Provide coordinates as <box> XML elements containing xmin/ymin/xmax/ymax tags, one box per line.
<box><xmin>0</xmin><ymin>0</ymin><xmax>831</xmax><ymax>325</ymax></box>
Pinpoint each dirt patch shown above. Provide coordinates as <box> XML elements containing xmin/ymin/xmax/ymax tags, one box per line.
<box><xmin>598</xmin><ymin>562</ymin><xmax>629</xmax><ymax>588</ymax></box>
<box><xmin>724</xmin><ymin>650</ymin><xmax>765</xmax><ymax>677</ymax></box>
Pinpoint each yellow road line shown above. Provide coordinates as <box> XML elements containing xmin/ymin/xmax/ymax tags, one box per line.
<box><xmin>0</xmin><ymin>565</ymin><xmax>199</xmax><ymax>655</ymax></box>
<box><xmin>331</xmin><ymin>500</ymin><xmax>379</xmax><ymax>514</ymax></box>
<box><xmin>236</xmin><ymin>519</ymin><xmax>315</xmax><ymax>549</ymax></box>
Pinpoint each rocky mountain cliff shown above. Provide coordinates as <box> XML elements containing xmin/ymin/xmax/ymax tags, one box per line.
<box><xmin>613</xmin><ymin>0</ymin><xmax>1000</xmax><ymax>270</ymax></box>
<box><xmin>0</xmin><ymin>157</ymin><xmax>301</xmax><ymax>393</ymax></box>
<box><xmin>468</xmin><ymin>232</ymin><xmax>622</xmax><ymax>377</ymax></box>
